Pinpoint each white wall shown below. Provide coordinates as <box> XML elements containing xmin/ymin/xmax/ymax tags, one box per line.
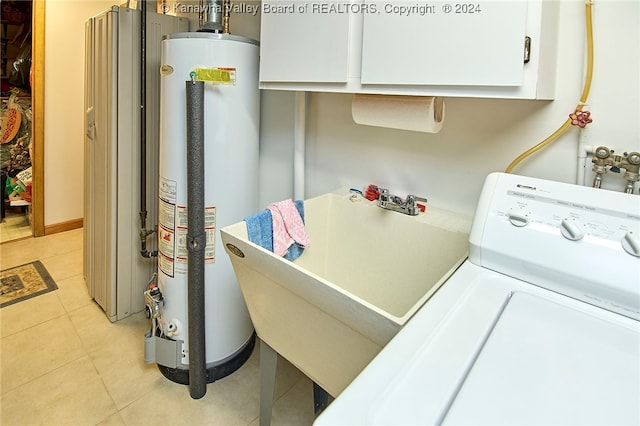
<box><xmin>44</xmin><ymin>0</ymin><xmax>116</xmax><ymax>226</ymax></box>
<box><xmin>258</xmin><ymin>0</ymin><xmax>640</xmax><ymax>216</ymax></box>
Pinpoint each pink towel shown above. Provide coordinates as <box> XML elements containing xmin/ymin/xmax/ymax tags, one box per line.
<box><xmin>267</xmin><ymin>199</ymin><xmax>311</xmax><ymax>256</ymax></box>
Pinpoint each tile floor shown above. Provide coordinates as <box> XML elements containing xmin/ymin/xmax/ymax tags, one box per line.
<box><xmin>0</xmin><ymin>207</ymin><xmax>32</xmax><ymax>244</ymax></box>
<box><xmin>0</xmin><ymin>228</ymin><xmax>317</xmax><ymax>425</ymax></box>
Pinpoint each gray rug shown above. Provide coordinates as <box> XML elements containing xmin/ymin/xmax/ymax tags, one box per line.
<box><xmin>1</xmin><ymin>261</ymin><xmax>58</xmax><ymax>308</ymax></box>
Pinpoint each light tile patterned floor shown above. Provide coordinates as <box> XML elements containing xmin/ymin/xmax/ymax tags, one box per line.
<box><xmin>0</xmin><ymin>229</ymin><xmax>317</xmax><ymax>426</ymax></box>
<box><xmin>0</xmin><ymin>208</ymin><xmax>32</xmax><ymax>244</ymax></box>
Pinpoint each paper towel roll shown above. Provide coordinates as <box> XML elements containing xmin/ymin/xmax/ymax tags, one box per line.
<box><xmin>351</xmin><ymin>94</ymin><xmax>444</xmax><ymax>133</ymax></box>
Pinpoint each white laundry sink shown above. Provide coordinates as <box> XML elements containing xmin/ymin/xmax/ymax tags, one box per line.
<box><xmin>220</xmin><ymin>189</ymin><xmax>470</xmax><ymax>397</ymax></box>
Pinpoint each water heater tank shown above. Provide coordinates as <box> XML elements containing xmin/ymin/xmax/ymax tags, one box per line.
<box><xmin>154</xmin><ymin>32</ymin><xmax>259</xmax><ymax>383</ymax></box>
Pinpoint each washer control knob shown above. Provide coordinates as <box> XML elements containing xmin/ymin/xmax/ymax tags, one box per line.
<box><xmin>508</xmin><ymin>211</ymin><xmax>530</xmax><ymax>227</ymax></box>
<box><xmin>560</xmin><ymin>219</ymin><xmax>584</xmax><ymax>241</ymax></box>
<box><xmin>621</xmin><ymin>232</ymin><xmax>640</xmax><ymax>257</ymax></box>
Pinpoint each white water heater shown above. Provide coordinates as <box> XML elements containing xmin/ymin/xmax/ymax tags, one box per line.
<box><xmin>148</xmin><ymin>32</ymin><xmax>259</xmax><ymax>385</ymax></box>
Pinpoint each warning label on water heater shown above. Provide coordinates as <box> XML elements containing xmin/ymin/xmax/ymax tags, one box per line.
<box><xmin>158</xmin><ymin>177</ymin><xmax>217</xmax><ymax>277</ymax></box>
<box><xmin>158</xmin><ymin>177</ymin><xmax>178</xmax><ymax>277</ymax></box>
<box><xmin>192</xmin><ymin>67</ymin><xmax>236</xmax><ymax>85</ymax></box>
<box><xmin>173</xmin><ymin>206</ymin><xmax>216</xmax><ymax>273</ymax></box>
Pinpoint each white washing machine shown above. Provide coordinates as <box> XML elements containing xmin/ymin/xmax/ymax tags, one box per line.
<box><xmin>315</xmin><ymin>172</ymin><xmax>640</xmax><ymax>425</ymax></box>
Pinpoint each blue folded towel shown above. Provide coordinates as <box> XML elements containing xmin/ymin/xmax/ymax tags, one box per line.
<box><xmin>245</xmin><ymin>200</ymin><xmax>305</xmax><ymax>261</ymax></box>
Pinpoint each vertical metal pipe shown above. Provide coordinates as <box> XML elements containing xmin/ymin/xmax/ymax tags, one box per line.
<box><xmin>200</xmin><ymin>0</ymin><xmax>223</xmax><ymax>32</ymax></box>
<box><xmin>139</xmin><ymin>0</ymin><xmax>156</xmax><ymax>258</ymax></box>
<box><xmin>186</xmin><ymin>80</ymin><xmax>207</xmax><ymax>399</ymax></box>
<box><xmin>222</xmin><ymin>0</ymin><xmax>231</xmax><ymax>34</ymax></box>
<box><xmin>293</xmin><ymin>92</ymin><xmax>307</xmax><ymax>200</ymax></box>
<box><xmin>139</xmin><ymin>0</ymin><xmax>147</xmax><ymax>231</ymax></box>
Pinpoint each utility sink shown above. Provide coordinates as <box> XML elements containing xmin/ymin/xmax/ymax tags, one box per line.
<box><xmin>220</xmin><ymin>189</ymin><xmax>470</xmax><ymax>398</ymax></box>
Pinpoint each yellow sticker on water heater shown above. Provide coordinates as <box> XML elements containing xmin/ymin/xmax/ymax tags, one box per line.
<box><xmin>192</xmin><ymin>67</ymin><xmax>236</xmax><ymax>85</ymax></box>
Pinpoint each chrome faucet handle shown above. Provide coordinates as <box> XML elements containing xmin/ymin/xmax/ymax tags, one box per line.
<box><xmin>378</xmin><ymin>188</ymin><xmax>391</xmax><ymax>207</ymax></box>
<box><xmin>378</xmin><ymin>189</ymin><xmax>403</xmax><ymax>206</ymax></box>
<box><xmin>405</xmin><ymin>195</ymin><xmax>428</xmax><ymax>215</ymax></box>
<box><xmin>407</xmin><ymin>195</ymin><xmax>428</xmax><ymax>204</ymax></box>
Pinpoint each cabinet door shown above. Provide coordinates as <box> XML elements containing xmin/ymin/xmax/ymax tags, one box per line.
<box><xmin>259</xmin><ymin>1</ymin><xmax>350</xmax><ymax>83</ymax></box>
<box><xmin>361</xmin><ymin>1</ymin><xmax>528</xmax><ymax>86</ymax></box>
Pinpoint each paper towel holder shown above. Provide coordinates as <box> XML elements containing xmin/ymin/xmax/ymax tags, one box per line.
<box><xmin>351</xmin><ymin>94</ymin><xmax>445</xmax><ymax>133</ymax></box>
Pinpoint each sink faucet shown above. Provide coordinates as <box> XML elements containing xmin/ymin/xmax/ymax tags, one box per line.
<box><xmin>377</xmin><ymin>188</ymin><xmax>427</xmax><ymax>216</ymax></box>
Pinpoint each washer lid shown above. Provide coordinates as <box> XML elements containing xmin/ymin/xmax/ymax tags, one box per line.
<box><xmin>443</xmin><ymin>292</ymin><xmax>640</xmax><ymax>425</ymax></box>
<box><xmin>315</xmin><ymin>266</ymin><xmax>640</xmax><ymax>426</ymax></box>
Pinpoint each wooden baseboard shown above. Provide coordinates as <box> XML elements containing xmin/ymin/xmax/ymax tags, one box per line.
<box><xmin>44</xmin><ymin>218</ymin><xmax>84</xmax><ymax>235</ymax></box>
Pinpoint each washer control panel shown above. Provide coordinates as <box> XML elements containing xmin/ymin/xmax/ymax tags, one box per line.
<box><xmin>497</xmin><ymin>187</ymin><xmax>640</xmax><ymax>257</ymax></box>
<box><xmin>470</xmin><ymin>173</ymin><xmax>640</xmax><ymax>319</ymax></box>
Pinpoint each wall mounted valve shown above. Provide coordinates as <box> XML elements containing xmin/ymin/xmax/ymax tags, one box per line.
<box><xmin>591</xmin><ymin>146</ymin><xmax>640</xmax><ymax>193</ymax></box>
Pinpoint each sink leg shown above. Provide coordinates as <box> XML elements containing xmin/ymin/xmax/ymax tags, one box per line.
<box><xmin>313</xmin><ymin>382</ymin><xmax>329</xmax><ymax>415</ymax></box>
<box><xmin>260</xmin><ymin>339</ymin><xmax>278</xmax><ymax>426</ymax></box>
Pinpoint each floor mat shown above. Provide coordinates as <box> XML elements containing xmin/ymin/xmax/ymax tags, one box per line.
<box><xmin>1</xmin><ymin>260</ymin><xmax>58</xmax><ymax>308</ymax></box>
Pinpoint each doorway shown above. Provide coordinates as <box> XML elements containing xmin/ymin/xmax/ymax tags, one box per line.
<box><xmin>1</xmin><ymin>0</ymin><xmax>44</xmax><ymax>243</ymax></box>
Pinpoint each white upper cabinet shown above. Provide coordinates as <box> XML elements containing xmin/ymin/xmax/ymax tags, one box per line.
<box><xmin>259</xmin><ymin>1</ymin><xmax>560</xmax><ymax>99</ymax></box>
<box><xmin>259</xmin><ymin>3</ymin><xmax>350</xmax><ymax>83</ymax></box>
<box><xmin>360</xmin><ymin>2</ymin><xmax>527</xmax><ymax>86</ymax></box>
